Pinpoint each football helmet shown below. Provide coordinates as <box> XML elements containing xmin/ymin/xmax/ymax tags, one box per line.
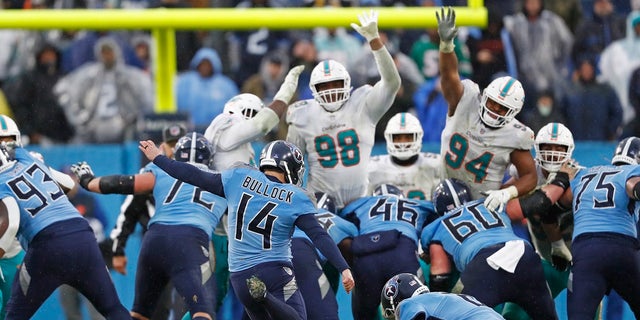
<box><xmin>259</xmin><ymin>140</ymin><xmax>306</xmax><ymax>187</ymax></box>
<box><xmin>384</xmin><ymin>113</ymin><xmax>424</xmax><ymax>160</ymax></box>
<box><xmin>479</xmin><ymin>76</ymin><xmax>525</xmax><ymax>128</ymax></box>
<box><xmin>309</xmin><ymin>60</ymin><xmax>352</xmax><ymax>112</ymax></box>
<box><xmin>173</xmin><ymin>132</ymin><xmax>213</xmax><ymax>166</ymax></box>
<box><xmin>534</xmin><ymin>123</ymin><xmax>575</xmax><ymax>173</ymax></box>
<box><xmin>223</xmin><ymin>93</ymin><xmax>264</xmax><ymax>120</ymax></box>
<box><xmin>381</xmin><ymin>273</ymin><xmax>430</xmax><ymax>319</ymax></box>
<box><xmin>373</xmin><ymin>184</ymin><xmax>404</xmax><ymax>198</ymax></box>
<box><xmin>432</xmin><ymin>178</ymin><xmax>471</xmax><ymax>216</ymax></box>
<box><xmin>611</xmin><ymin>136</ymin><xmax>640</xmax><ymax>166</ymax></box>
<box><xmin>0</xmin><ymin>115</ymin><xmax>21</xmax><ymax>146</ymax></box>
<box><xmin>315</xmin><ymin>192</ymin><xmax>337</xmax><ymax>214</ymax></box>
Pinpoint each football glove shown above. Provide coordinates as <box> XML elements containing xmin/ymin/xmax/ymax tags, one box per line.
<box><xmin>435</xmin><ymin>7</ymin><xmax>458</xmax><ymax>53</ymax></box>
<box><xmin>70</xmin><ymin>161</ymin><xmax>95</xmax><ymax>190</ymax></box>
<box><xmin>550</xmin><ymin>240</ymin><xmax>572</xmax><ymax>271</ymax></box>
<box><xmin>350</xmin><ymin>9</ymin><xmax>379</xmax><ymax>43</ymax></box>
<box><xmin>273</xmin><ymin>65</ymin><xmax>304</xmax><ymax>104</ymax></box>
<box><xmin>483</xmin><ymin>186</ymin><xmax>518</xmax><ymax>213</ymax></box>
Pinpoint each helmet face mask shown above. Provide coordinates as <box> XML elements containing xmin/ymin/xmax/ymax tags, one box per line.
<box><xmin>223</xmin><ymin>93</ymin><xmax>264</xmax><ymax>120</ymax></box>
<box><xmin>432</xmin><ymin>178</ymin><xmax>472</xmax><ymax>216</ymax></box>
<box><xmin>310</xmin><ymin>60</ymin><xmax>352</xmax><ymax>112</ymax></box>
<box><xmin>381</xmin><ymin>273</ymin><xmax>430</xmax><ymax>319</ymax></box>
<box><xmin>259</xmin><ymin>140</ymin><xmax>306</xmax><ymax>187</ymax></box>
<box><xmin>612</xmin><ymin>136</ymin><xmax>640</xmax><ymax>166</ymax></box>
<box><xmin>0</xmin><ymin>142</ymin><xmax>16</xmax><ymax>173</ymax></box>
<box><xmin>534</xmin><ymin>123</ymin><xmax>574</xmax><ymax>173</ymax></box>
<box><xmin>173</xmin><ymin>132</ymin><xmax>214</xmax><ymax>167</ymax></box>
<box><xmin>384</xmin><ymin>113</ymin><xmax>423</xmax><ymax>160</ymax></box>
<box><xmin>0</xmin><ymin>115</ymin><xmax>21</xmax><ymax>146</ymax></box>
<box><xmin>479</xmin><ymin>77</ymin><xmax>524</xmax><ymax>128</ymax></box>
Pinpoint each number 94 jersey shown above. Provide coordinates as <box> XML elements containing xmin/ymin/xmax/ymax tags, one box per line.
<box><xmin>440</xmin><ymin>80</ymin><xmax>534</xmax><ymax>200</ymax></box>
<box><xmin>286</xmin><ymin>86</ymin><xmax>385</xmax><ymax>208</ymax></box>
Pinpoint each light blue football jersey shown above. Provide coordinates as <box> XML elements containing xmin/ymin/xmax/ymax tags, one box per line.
<box><xmin>145</xmin><ymin>163</ymin><xmax>226</xmax><ymax>237</ymax></box>
<box><xmin>342</xmin><ymin>195</ymin><xmax>436</xmax><ymax>244</ymax></box>
<box><xmin>0</xmin><ymin>148</ymin><xmax>80</xmax><ymax>249</ymax></box>
<box><xmin>292</xmin><ymin>209</ymin><xmax>358</xmax><ymax>261</ymax></box>
<box><xmin>420</xmin><ymin>199</ymin><xmax>520</xmax><ymax>272</ymax></box>
<box><xmin>396</xmin><ymin>292</ymin><xmax>504</xmax><ymax>320</ymax></box>
<box><xmin>221</xmin><ymin>166</ymin><xmax>318</xmax><ymax>272</ymax></box>
<box><xmin>570</xmin><ymin>164</ymin><xmax>640</xmax><ymax>239</ymax></box>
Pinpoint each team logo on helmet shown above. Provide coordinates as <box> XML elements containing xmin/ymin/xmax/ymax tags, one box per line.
<box><xmin>384</xmin><ymin>282</ymin><xmax>398</xmax><ymax>299</ymax></box>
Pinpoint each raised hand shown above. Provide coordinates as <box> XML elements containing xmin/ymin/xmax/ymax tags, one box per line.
<box><xmin>274</xmin><ymin>65</ymin><xmax>305</xmax><ymax>104</ymax></box>
<box><xmin>70</xmin><ymin>161</ymin><xmax>95</xmax><ymax>189</ymax></box>
<box><xmin>350</xmin><ymin>9</ymin><xmax>379</xmax><ymax>43</ymax></box>
<box><xmin>139</xmin><ymin>140</ymin><xmax>162</xmax><ymax>162</ymax></box>
<box><xmin>435</xmin><ymin>7</ymin><xmax>458</xmax><ymax>52</ymax></box>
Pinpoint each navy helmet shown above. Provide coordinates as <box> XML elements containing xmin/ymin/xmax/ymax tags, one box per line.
<box><xmin>315</xmin><ymin>192</ymin><xmax>337</xmax><ymax>214</ymax></box>
<box><xmin>259</xmin><ymin>140</ymin><xmax>306</xmax><ymax>187</ymax></box>
<box><xmin>373</xmin><ymin>184</ymin><xmax>404</xmax><ymax>198</ymax></box>
<box><xmin>380</xmin><ymin>273</ymin><xmax>430</xmax><ymax>319</ymax></box>
<box><xmin>173</xmin><ymin>132</ymin><xmax>213</xmax><ymax>166</ymax></box>
<box><xmin>611</xmin><ymin>136</ymin><xmax>640</xmax><ymax>166</ymax></box>
<box><xmin>432</xmin><ymin>178</ymin><xmax>471</xmax><ymax>216</ymax></box>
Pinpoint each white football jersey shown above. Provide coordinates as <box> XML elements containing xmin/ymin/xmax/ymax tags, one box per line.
<box><xmin>287</xmin><ymin>85</ymin><xmax>389</xmax><ymax>208</ymax></box>
<box><xmin>367</xmin><ymin>153</ymin><xmax>444</xmax><ymax>200</ymax></box>
<box><xmin>441</xmin><ymin>80</ymin><xmax>534</xmax><ymax>200</ymax></box>
<box><xmin>204</xmin><ymin>113</ymin><xmax>258</xmax><ymax>170</ymax></box>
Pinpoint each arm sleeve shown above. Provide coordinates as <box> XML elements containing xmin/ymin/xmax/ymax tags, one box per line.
<box><xmin>217</xmin><ymin>108</ymin><xmax>279</xmax><ymax>151</ymax></box>
<box><xmin>110</xmin><ymin>194</ymin><xmax>149</xmax><ymax>256</ymax></box>
<box><xmin>153</xmin><ymin>155</ymin><xmax>225</xmax><ymax>197</ymax></box>
<box><xmin>364</xmin><ymin>47</ymin><xmax>402</xmax><ymax>123</ymax></box>
<box><xmin>296</xmin><ymin>213</ymin><xmax>349</xmax><ymax>272</ymax></box>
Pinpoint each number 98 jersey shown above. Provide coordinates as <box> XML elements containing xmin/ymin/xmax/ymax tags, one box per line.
<box><xmin>440</xmin><ymin>80</ymin><xmax>534</xmax><ymax>200</ymax></box>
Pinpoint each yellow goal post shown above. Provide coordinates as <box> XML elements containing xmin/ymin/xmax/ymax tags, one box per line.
<box><xmin>0</xmin><ymin>2</ymin><xmax>486</xmax><ymax>113</ymax></box>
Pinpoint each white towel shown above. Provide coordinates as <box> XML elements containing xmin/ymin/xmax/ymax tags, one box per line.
<box><xmin>485</xmin><ymin>240</ymin><xmax>525</xmax><ymax>273</ymax></box>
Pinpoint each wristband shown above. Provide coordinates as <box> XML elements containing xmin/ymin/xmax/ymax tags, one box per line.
<box><xmin>549</xmin><ymin>172</ymin><xmax>570</xmax><ymax>191</ymax></box>
<box><xmin>439</xmin><ymin>41</ymin><xmax>455</xmax><ymax>53</ymax></box>
<box><xmin>78</xmin><ymin>175</ymin><xmax>94</xmax><ymax>190</ymax></box>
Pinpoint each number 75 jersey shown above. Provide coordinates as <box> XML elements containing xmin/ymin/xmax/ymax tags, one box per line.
<box><xmin>440</xmin><ymin>80</ymin><xmax>534</xmax><ymax>200</ymax></box>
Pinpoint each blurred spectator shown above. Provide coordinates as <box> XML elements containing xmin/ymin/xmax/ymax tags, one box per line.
<box><xmin>314</xmin><ymin>27</ymin><xmax>363</xmax><ymax>67</ymax></box>
<box><xmin>131</xmin><ymin>34</ymin><xmax>153</xmax><ymax>73</ymax></box>
<box><xmin>54</xmin><ymin>37</ymin><xmax>154</xmax><ymax>143</ymax></box>
<box><xmin>227</xmin><ymin>0</ymin><xmax>291</xmax><ymax>87</ymax></box>
<box><xmin>289</xmin><ymin>37</ymin><xmax>319</xmax><ymax>101</ymax></box>
<box><xmin>563</xmin><ymin>58</ymin><xmax>622</xmax><ymax>140</ymax></box>
<box><xmin>598</xmin><ymin>11</ymin><xmax>640</xmax><ymax>126</ymax></box>
<box><xmin>521</xmin><ymin>89</ymin><xmax>566</xmax><ymax>134</ymax></box>
<box><xmin>61</xmin><ymin>31</ymin><xmax>144</xmax><ymax>74</ymax></box>
<box><xmin>626</xmin><ymin>66</ymin><xmax>640</xmax><ymax>136</ymax></box>
<box><xmin>544</xmin><ymin>0</ymin><xmax>584</xmax><ymax>33</ymax></box>
<box><xmin>466</xmin><ymin>12</ymin><xmax>508</xmax><ymax>89</ymax></box>
<box><xmin>503</xmin><ymin>0</ymin><xmax>573</xmax><ymax>113</ymax></box>
<box><xmin>3</xmin><ymin>43</ymin><xmax>74</xmax><ymax>145</ymax></box>
<box><xmin>413</xmin><ymin>77</ymin><xmax>447</xmax><ymax>143</ymax></box>
<box><xmin>175</xmin><ymin>47</ymin><xmax>238</xmax><ymax>132</ymax></box>
<box><xmin>0</xmin><ymin>89</ymin><xmax>12</xmax><ymax>119</ymax></box>
<box><xmin>572</xmin><ymin>0</ymin><xmax>627</xmax><ymax>68</ymax></box>
<box><xmin>409</xmin><ymin>27</ymin><xmax>472</xmax><ymax>82</ymax></box>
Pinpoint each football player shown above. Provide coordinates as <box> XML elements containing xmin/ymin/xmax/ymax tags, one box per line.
<box><xmin>72</xmin><ymin>133</ymin><xmax>226</xmax><ymax>320</ymax></box>
<box><xmin>341</xmin><ymin>184</ymin><xmax>437</xmax><ymax>320</ymax></box>
<box><xmin>368</xmin><ymin>112</ymin><xmax>443</xmax><ymax>200</ymax></box>
<box><xmin>139</xmin><ymin>139</ymin><xmax>355</xmax><ymax>320</ymax></box>
<box><xmin>436</xmin><ymin>7</ymin><xmax>537</xmax><ymax>212</ymax></box>
<box><xmin>286</xmin><ymin>9</ymin><xmax>401</xmax><ymax>209</ymax></box>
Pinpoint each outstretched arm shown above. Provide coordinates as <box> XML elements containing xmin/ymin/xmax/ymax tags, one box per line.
<box><xmin>436</xmin><ymin>7</ymin><xmax>464</xmax><ymax>116</ymax></box>
<box><xmin>70</xmin><ymin>162</ymin><xmax>154</xmax><ymax>195</ymax></box>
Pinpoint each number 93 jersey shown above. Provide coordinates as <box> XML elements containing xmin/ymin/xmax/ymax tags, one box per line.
<box><xmin>286</xmin><ymin>86</ymin><xmax>385</xmax><ymax>208</ymax></box>
<box><xmin>440</xmin><ymin>80</ymin><xmax>534</xmax><ymax>200</ymax></box>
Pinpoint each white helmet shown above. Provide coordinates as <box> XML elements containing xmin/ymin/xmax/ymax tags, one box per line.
<box><xmin>479</xmin><ymin>76</ymin><xmax>525</xmax><ymax>128</ymax></box>
<box><xmin>384</xmin><ymin>113</ymin><xmax>423</xmax><ymax>160</ymax></box>
<box><xmin>309</xmin><ymin>60</ymin><xmax>352</xmax><ymax>112</ymax></box>
<box><xmin>534</xmin><ymin>123</ymin><xmax>574</xmax><ymax>173</ymax></box>
<box><xmin>0</xmin><ymin>115</ymin><xmax>21</xmax><ymax>146</ymax></box>
<box><xmin>223</xmin><ymin>93</ymin><xmax>264</xmax><ymax>120</ymax></box>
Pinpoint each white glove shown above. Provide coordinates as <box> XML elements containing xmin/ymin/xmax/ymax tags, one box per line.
<box><xmin>70</xmin><ymin>161</ymin><xmax>95</xmax><ymax>189</ymax></box>
<box><xmin>435</xmin><ymin>7</ymin><xmax>458</xmax><ymax>53</ymax></box>
<box><xmin>350</xmin><ymin>9</ymin><xmax>379</xmax><ymax>43</ymax></box>
<box><xmin>273</xmin><ymin>65</ymin><xmax>304</xmax><ymax>104</ymax></box>
<box><xmin>483</xmin><ymin>186</ymin><xmax>518</xmax><ymax>213</ymax></box>
<box><xmin>550</xmin><ymin>240</ymin><xmax>572</xmax><ymax>271</ymax></box>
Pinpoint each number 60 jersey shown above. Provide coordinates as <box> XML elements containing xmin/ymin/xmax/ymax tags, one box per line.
<box><xmin>440</xmin><ymin>80</ymin><xmax>534</xmax><ymax>200</ymax></box>
<box><xmin>287</xmin><ymin>86</ymin><xmax>389</xmax><ymax>209</ymax></box>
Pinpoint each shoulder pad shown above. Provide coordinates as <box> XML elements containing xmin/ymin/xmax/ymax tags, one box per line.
<box><xmin>286</xmin><ymin>100</ymin><xmax>312</xmax><ymax>126</ymax></box>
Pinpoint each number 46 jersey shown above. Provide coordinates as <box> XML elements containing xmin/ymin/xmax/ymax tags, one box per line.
<box><xmin>440</xmin><ymin>80</ymin><xmax>534</xmax><ymax>200</ymax></box>
<box><xmin>286</xmin><ymin>86</ymin><xmax>387</xmax><ymax>209</ymax></box>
